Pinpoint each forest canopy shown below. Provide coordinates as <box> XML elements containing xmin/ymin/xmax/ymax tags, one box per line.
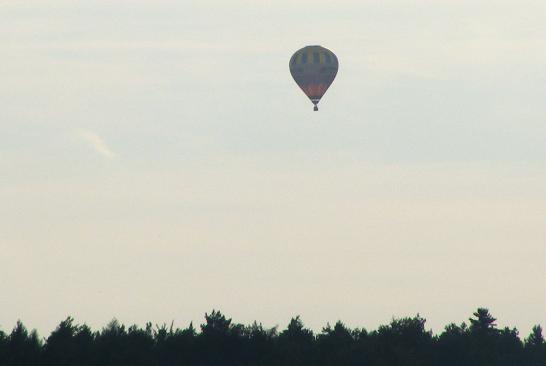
<box><xmin>0</xmin><ymin>308</ymin><xmax>544</xmax><ymax>366</ymax></box>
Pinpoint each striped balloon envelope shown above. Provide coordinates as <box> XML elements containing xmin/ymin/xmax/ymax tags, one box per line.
<box><xmin>289</xmin><ymin>45</ymin><xmax>338</xmax><ymax>111</ymax></box>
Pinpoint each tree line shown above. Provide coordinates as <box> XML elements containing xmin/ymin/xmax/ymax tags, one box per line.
<box><xmin>0</xmin><ymin>308</ymin><xmax>544</xmax><ymax>366</ymax></box>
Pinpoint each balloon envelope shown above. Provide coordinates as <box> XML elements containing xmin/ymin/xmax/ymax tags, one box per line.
<box><xmin>289</xmin><ymin>45</ymin><xmax>338</xmax><ymax>111</ymax></box>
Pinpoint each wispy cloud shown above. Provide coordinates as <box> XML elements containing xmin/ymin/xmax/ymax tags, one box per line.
<box><xmin>78</xmin><ymin>130</ymin><xmax>116</xmax><ymax>158</ymax></box>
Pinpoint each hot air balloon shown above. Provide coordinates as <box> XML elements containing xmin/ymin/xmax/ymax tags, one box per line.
<box><xmin>289</xmin><ymin>45</ymin><xmax>338</xmax><ymax>111</ymax></box>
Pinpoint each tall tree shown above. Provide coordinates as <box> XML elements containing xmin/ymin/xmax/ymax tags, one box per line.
<box><xmin>158</xmin><ymin>322</ymin><xmax>197</xmax><ymax>366</ymax></box>
<box><xmin>0</xmin><ymin>328</ymin><xmax>7</xmax><ymax>365</ymax></box>
<box><xmin>469</xmin><ymin>308</ymin><xmax>497</xmax><ymax>334</ymax></box>
<box><xmin>526</xmin><ymin>325</ymin><xmax>545</xmax><ymax>348</ymax></box>
<box><xmin>43</xmin><ymin>317</ymin><xmax>80</xmax><ymax>366</ymax></box>
<box><xmin>467</xmin><ymin>308</ymin><xmax>506</xmax><ymax>366</ymax></box>
<box><xmin>94</xmin><ymin>319</ymin><xmax>128</xmax><ymax>366</ymax></box>
<box><xmin>243</xmin><ymin>321</ymin><xmax>277</xmax><ymax>366</ymax></box>
<box><xmin>123</xmin><ymin>323</ymin><xmax>155</xmax><ymax>366</ymax></box>
<box><xmin>199</xmin><ymin>310</ymin><xmax>244</xmax><ymax>366</ymax></box>
<box><xmin>525</xmin><ymin>325</ymin><xmax>546</xmax><ymax>366</ymax></box>
<box><xmin>316</xmin><ymin>321</ymin><xmax>355</xmax><ymax>366</ymax></box>
<box><xmin>277</xmin><ymin>316</ymin><xmax>316</xmax><ymax>366</ymax></box>
<box><xmin>496</xmin><ymin>326</ymin><xmax>524</xmax><ymax>366</ymax></box>
<box><xmin>5</xmin><ymin>321</ymin><xmax>42</xmax><ymax>366</ymax></box>
<box><xmin>436</xmin><ymin>322</ymin><xmax>470</xmax><ymax>366</ymax></box>
<box><xmin>370</xmin><ymin>315</ymin><xmax>434</xmax><ymax>366</ymax></box>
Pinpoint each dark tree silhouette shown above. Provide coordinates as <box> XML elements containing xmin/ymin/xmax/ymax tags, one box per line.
<box><xmin>42</xmin><ymin>317</ymin><xmax>94</xmax><ymax>366</ymax></box>
<box><xmin>527</xmin><ymin>325</ymin><xmax>545</xmax><ymax>347</ymax></box>
<box><xmin>277</xmin><ymin>316</ymin><xmax>316</xmax><ymax>366</ymax></box>
<box><xmin>94</xmin><ymin>319</ymin><xmax>129</xmax><ymax>366</ymax></box>
<box><xmin>0</xmin><ymin>308</ymin><xmax>544</xmax><ymax>366</ymax></box>
<box><xmin>243</xmin><ymin>321</ymin><xmax>277</xmax><ymax>366</ymax></box>
<box><xmin>469</xmin><ymin>307</ymin><xmax>497</xmax><ymax>333</ymax></box>
<box><xmin>0</xmin><ymin>328</ymin><xmax>7</xmax><ymax>365</ymax></box>
<box><xmin>526</xmin><ymin>325</ymin><xmax>546</xmax><ymax>366</ymax></box>
<box><xmin>199</xmin><ymin>310</ymin><xmax>244</xmax><ymax>366</ymax></box>
<box><xmin>4</xmin><ymin>321</ymin><xmax>42</xmax><ymax>366</ymax></box>
<box><xmin>156</xmin><ymin>322</ymin><xmax>197</xmax><ymax>366</ymax></box>
<box><xmin>369</xmin><ymin>315</ymin><xmax>434</xmax><ymax>366</ymax></box>
<box><xmin>465</xmin><ymin>308</ymin><xmax>526</xmax><ymax>366</ymax></box>
<box><xmin>316</xmin><ymin>321</ymin><xmax>355</xmax><ymax>366</ymax></box>
<box><xmin>437</xmin><ymin>322</ymin><xmax>470</xmax><ymax>365</ymax></box>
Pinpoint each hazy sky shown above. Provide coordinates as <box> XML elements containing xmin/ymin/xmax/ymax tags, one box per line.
<box><xmin>1</xmin><ymin>0</ymin><xmax>545</xmax><ymax>336</ymax></box>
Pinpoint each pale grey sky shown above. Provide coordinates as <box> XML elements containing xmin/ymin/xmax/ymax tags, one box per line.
<box><xmin>1</xmin><ymin>0</ymin><xmax>545</xmax><ymax>336</ymax></box>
